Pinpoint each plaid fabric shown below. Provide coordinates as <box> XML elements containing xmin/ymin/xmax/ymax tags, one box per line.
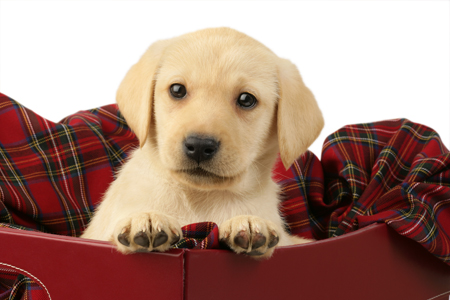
<box><xmin>0</xmin><ymin>93</ymin><xmax>137</xmax><ymax>236</ymax></box>
<box><xmin>0</xmin><ymin>267</ymin><xmax>48</xmax><ymax>300</ymax></box>
<box><xmin>1</xmin><ymin>93</ymin><xmax>449</xmax><ymax>298</ymax></box>
<box><xmin>173</xmin><ymin>222</ymin><xmax>220</xmax><ymax>249</ymax></box>
<box><xmin>274</xmin><ymin>119</ymin><xmax>450</xmax><ymax>265</ymax></box>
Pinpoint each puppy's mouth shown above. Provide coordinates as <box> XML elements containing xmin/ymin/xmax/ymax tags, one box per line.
<box><xmin>179</xmin><ymin>167</ymin><xmax>224</xmax><ymax>179</ymax></box>
<box><xmin>172</xmin><ymin>166</ymin><xmax>240</xmax><ymax>190</ymax></box>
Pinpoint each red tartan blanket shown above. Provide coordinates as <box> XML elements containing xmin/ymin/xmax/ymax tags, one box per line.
<box><xmin>0</xmin><ymin>93</ymin><xmax>449</xmax><ymax>299</ymax></box>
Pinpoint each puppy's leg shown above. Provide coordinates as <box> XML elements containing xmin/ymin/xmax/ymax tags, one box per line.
<box><xmin>219</xmin><ymin>215</ymin><xmax>284</xmax><ymax>259</ymax></box>
<box><xmin>112</xmin><ymin>211</ymin><xmax>183</xmax><ymax>254</ymax></box>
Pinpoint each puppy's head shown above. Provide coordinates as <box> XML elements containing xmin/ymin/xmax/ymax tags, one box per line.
<box><xmin>117</xmin><ymin>28</ymin><xmax>323</xmax><ymax>190</ymax></box>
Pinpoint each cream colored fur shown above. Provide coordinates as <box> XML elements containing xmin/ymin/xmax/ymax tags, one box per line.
<box><xmin>81</xmin><ymin>28</ymin><xmax>324</xmax><ymax>259</ymax></box>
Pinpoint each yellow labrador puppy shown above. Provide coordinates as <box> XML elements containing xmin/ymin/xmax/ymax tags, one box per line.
<box><xmin>81</xmin><ymin>28</ymin><xmax>324</xmax><ymax>258</ymax></box>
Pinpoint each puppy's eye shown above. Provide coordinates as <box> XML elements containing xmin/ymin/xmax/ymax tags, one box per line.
<box><xmin>237</xmin><ymin>93</ymin><xmax>257</xmax><ymax>109</ymax></box>
<box><xmin>170</xmin><ymin>84</ymin><xmax>187</xmax><ymax>99</ymax></box>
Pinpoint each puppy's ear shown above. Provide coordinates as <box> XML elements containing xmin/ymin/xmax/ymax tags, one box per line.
<box><xmin>277</xmin><ymin>58</ymin><xmax>324</xmax><ymax>169</ymax></box>
<box><xmin>116</xmin><ymin>39</ymin><xmax>171</xmax><ymax>147</ymax></box>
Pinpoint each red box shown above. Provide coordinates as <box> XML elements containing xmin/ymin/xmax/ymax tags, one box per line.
<box><xmin>1</xmin><ymin>224</ymin><xmax>449</xmax><ymax>300</ymax></box>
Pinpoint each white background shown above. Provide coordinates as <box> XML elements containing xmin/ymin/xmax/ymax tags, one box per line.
<box><xmin>0</xmin><ymin>0</ymin><xmax>449</xmax><ymax>157</ymax></box>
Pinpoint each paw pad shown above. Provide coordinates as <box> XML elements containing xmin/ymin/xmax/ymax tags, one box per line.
<box><xmin>234</xmin><ymin>231</ymin><xmax>249</xmax><ymax>249</ymax></box>
<box><xmin>113</xmin><ymin>212</ymin><xmax>182</xmax><ymax>253</ymax></box>
<box><xmin>134</xmin><ymin>231</ymin><xmax>150</xmax><ymax>248</ymax></box>
<box><xmin>219</xmin><ymin>216</ymin><xmax>280</xmax><ymax>258</ymax></box>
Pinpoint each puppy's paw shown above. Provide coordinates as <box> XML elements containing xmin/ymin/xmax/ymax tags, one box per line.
<box><xmin>219</xmin><ymin>215</ymin><xmax>280</xmax><ymax>259</ymax></box>
<box><xmin>112</xmin><ymin>212</ymin><xmax>182</xmax><ymax>254</ymax></box>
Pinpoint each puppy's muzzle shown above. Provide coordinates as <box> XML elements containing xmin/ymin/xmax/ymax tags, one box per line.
<box><xmin>183</xmin><ymin>135</ymin><xmax>220</xmax><ymax>163</ymax></box>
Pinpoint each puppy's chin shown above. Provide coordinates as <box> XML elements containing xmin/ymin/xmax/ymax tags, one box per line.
<box><xmin>170</xmin><ymin>168</ymin><xmax>242</xmax><ymax>191</ymax></box>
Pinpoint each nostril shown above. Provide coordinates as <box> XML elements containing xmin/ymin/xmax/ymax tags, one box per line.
<box><xmin>204</xmin><ymin>148</ymin><xmax>215</xmax><ymax>155</ymax></box>
<box><xmin>187</xmin><ymin>145</ymin><xmax>195</xmax><ymax>152</ymax></box>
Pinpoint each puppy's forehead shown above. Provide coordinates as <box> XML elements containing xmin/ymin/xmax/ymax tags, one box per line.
<box><xmin>160</xmin><ymin>29</ymin><xmax>278</xmax><ymax>87</ymax></box>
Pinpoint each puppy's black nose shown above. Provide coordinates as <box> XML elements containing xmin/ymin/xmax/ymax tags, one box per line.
<box><xmin>183</xmin><ymin>136</ymin><xmax>219</xmax><ymax>163</ymax></box>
